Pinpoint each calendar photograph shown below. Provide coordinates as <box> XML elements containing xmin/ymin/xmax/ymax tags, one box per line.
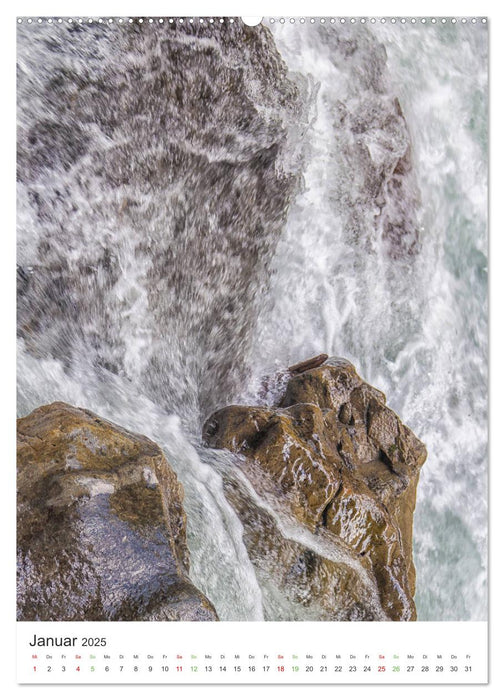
<box><xmin>16</xmin><ymin>13</ymin><xmax>488</xmax><ymax>684</ymax></box>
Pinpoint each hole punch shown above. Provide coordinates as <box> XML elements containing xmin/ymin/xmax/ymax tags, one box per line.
<box><xmin>241</xmin><ymin>17</ymin><xmax>263</xmax><ymax>26</ymax></box>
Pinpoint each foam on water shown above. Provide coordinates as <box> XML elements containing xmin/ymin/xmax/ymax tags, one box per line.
<box><xmin>373</xmin><ymin>22</ymin><xmax>488</xmax><ymax>620</ymax></box>
<box><xmin>17</xmin><ymin>340</ymin><xmax>265</xmax><ymax>620</ymax></box>
<box><xmin>243</xmin><ymin>21</ymin><xmax>488</xmax><ymax>620</ymax></box>
<box><xmin>16</xmin><ymin>20</ymin><xmax>487</xmax><ymax>621</ymax></box>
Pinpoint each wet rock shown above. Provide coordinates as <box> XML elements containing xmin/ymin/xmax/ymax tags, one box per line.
<box><xmin>203</xmin><ymin>356</ymin><xmax>427</xmax><ymax>620</ymax></box>
<box><xmin>288</xmin><ymin>353</ymin><xmax>329</xmax><ymax>374</ymax></box>
<box><xmin>221</xmin><ymin>467</ymin><xmax>385</xmax><ymax>621</ymax></box>
<box><xmin>17</xmin><ymin>21</ymin><xmax>311</xmax><ymax>419</ymax></box>
<box><xmin>17</xmin><ymin>402</ymin><xmax>218</xmax><ymax>621</ymax></box>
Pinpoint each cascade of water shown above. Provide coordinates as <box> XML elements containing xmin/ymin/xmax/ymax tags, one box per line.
<box><xmin>16</xmin><ymin>19</ymin><xmax>487</xmax><ymax>621</ymax></box>
<box><xmin>242</xmin><ymin>21</ymin><xmax>488</xmax><ymax>621</ymax></box>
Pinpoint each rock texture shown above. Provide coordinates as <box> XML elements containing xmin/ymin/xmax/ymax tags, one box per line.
<box><xmin>203</xmin><ymin>356</ymin><xmax>427</xmax><ymax>620</ymax></box>
<box><xmin>17</xmin><ymin>20</ymin><xmax>310</xmax><ymax>419</ymax></box>
<box><xmin>221</xmin><ymin>467</ymin><xmax>385</xmax><ymax>621</ymax></box>
<box><xmin>17</xmin><ymin>402</ymin><xmax>217</xmax><ymax>621</ymax></box>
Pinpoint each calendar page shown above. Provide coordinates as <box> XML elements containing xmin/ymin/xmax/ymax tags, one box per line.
<box><xmin>15</xmin><ymin>10</ymin><xmax>489</xmax><ymax>687</ymax></box>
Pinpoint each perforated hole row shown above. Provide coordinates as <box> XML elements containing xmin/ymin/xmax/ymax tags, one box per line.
<box><xmin>269</xmin><ymin>17</ymin><xmax>487</xmax><ymax>24</ymax></box>
<box><xmin>17</xmin><ymin>17</ymin><xmax>232</xmax><ymax>24</ymax></box>
<box><xmin>16</xmin><ymin>17</ymin><xmax>488</xmax><ymax>25</ymax></box>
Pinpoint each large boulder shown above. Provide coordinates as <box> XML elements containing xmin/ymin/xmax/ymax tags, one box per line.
<box><xmin>203</xmin><ymin>356</ymin><xmax>427</xmax><ymax>620</ymax></box>
<box><xmin>17</xmin><ymin>402</ymin><xmax>218</xmax><ymax>621</ymax></box>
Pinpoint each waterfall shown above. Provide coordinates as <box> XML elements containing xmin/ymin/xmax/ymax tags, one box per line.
<box><xmin>17</xmin><ymin>18</ymin><xmax>487</xmax><ymax>621</ymax></box>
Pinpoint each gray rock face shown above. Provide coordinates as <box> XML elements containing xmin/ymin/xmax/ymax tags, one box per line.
<box><xmin>17</xmin><ymin>402</ymin><xmax>218</xmax><ymax>621</ymax></box>
<box><xmin>16</xmin><ymin>21</ymin><xmax>309</xmax><ymax>421</ymax></box>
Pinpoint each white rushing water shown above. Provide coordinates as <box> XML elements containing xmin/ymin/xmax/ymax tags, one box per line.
<box><xmin>374</xmin><ymin>21</ymin><xmax>488</xmax><ymax>621</ymax></box>
<box><xmin>17</xmin><ymin>19</ymin><xmax>487</xmax><ymax>621</ymax></box>
<box><xmin>243</xmin><ymin>20</ymin><xmax>488</xmax><ymax>620</ymax></box>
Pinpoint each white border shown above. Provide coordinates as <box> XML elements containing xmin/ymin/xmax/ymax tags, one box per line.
<box><xmin>2</xmin><ymin>2</ymin><xmax>501</xmax><ymax>698</ymax></box>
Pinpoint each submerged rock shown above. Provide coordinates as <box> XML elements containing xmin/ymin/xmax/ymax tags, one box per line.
<box><xmin>17</xmin><ymin>402</ymin><xmax>218</xmax><ymax>621</ymax></box>
<box><xmin>17</xmin><ymin>21</ymin><xmax>311</xmax><ymax>420</ymax></box>
<box><xmin>203</xmin><ymin>356</ymin><xmax>427</xmax><ymax>620</ymax></box>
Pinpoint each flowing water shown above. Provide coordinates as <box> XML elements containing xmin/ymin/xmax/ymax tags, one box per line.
<box><xmin>16</xmin><ymin>18</ymin><xmax>488</xmax><ymax>621</ymax></box>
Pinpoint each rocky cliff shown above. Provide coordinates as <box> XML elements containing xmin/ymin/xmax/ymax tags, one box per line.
<box><xmin>203</xmin><ymin>356</ymin><xmax>427</xmax><ymax>620</ymax></box>
<box><xmin>17</xmin><ymin>402</ymin><xmax>217</xmax><ymax>621</ymax></box>
<box><xmin>17</xmin><ymin>20</ymin><xmax>309</xmax><ymax>421</ymax></box>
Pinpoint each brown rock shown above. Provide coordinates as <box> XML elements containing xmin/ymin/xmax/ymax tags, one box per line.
<box><xmin>222</xmin><ymin>468</ymin><xmax>385</xmax><ymax>620</ymax></box>
<box><xmin>203</xmin><ymin>356</ymin><xmax>427</xmax><ymax>620</ymax></box>
<box><xmin>17</xmin><ymin>402</ymin><xmax>218</xmax><ymax>621</ymax></box>
<box><xmin>288</xmin><ymin>353</ymin><xmax>329</xmax><ymax>374</ymax></box>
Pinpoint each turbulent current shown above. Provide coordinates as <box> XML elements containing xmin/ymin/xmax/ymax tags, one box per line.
<box><xmin>16</xmin><ymin>18</ymin><xmax>488</xmax><ymax>621</ymax></box>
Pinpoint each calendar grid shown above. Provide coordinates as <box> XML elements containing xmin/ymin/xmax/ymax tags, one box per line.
<box><xmin>17</xmin><ymin>621</ymin><xmax>488</xmax><ymax>684</ymax></box>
